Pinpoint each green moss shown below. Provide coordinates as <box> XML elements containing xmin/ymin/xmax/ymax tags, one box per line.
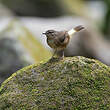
<box><xmin>0</xmin><ymin>56</ymin><xmax>110</xmax><ymax>110</ymax></box>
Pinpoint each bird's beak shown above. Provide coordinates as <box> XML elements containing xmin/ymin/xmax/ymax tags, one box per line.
<box><xmin>42</xmin><ymin>32</ymin><xmax>46</xmax><ymax>35</ymax></box>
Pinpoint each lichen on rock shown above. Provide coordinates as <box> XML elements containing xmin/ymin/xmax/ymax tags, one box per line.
<box><xmin>0</xmin><ymin>56</ymin><xmax>110</xmax><ymax>110</ymax></box>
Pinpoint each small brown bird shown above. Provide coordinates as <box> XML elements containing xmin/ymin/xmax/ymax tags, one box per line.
<box><xmin>43</xmin><ymin>25</ymin><xmax>84</xmax><ymax>59</ymax></box>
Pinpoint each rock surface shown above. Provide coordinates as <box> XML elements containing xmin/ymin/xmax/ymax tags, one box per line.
<box><xmin>0</xmin><ymin>56</ymin><xmax>110</xmax><ymax>109</ymax></box>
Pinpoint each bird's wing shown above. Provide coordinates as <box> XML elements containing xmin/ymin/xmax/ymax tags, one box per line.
<box><xmin>54</xmin><ymin>31</ymin><xmax>69</xmax><ymax>46</ymax></box>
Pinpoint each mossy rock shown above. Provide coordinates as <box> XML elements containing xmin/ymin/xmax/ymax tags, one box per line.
<box><xmin>0</xmin><ymin>56</ymin><xmax>110</xmax><ymax>110</ymax></box>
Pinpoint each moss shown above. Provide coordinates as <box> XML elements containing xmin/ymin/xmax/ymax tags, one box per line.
<box><xmin>0</xmin><ymin>56</ymin><xmax>110</xmax><ymax>110</ymax></box>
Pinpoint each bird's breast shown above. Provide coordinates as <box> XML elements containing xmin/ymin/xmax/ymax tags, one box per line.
<box><xmin>47</xmin><ymin>35</ymin><xmax>70</xmax><ymax>50</ymax></box>
<box><xmin>47</xmin><ymin>38</ymin><xmax>57</xmax><ymax>49</ymax></box>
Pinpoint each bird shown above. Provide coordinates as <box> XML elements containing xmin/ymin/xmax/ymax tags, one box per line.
<box><xmin>43</xmin><ymin>25</ymin><xmax>84</xmax><ymax>59</ymax></box>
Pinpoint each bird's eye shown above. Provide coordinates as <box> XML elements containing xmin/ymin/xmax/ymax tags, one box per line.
<box><xmin>49</xmin><ymin>31</ymin><xmax>53</xmax><ymax>33</ymax></box>
<box><xmin>46</xmin><ymin>30</ymin><xmax>54</xmax><ymax>34</ymax></box>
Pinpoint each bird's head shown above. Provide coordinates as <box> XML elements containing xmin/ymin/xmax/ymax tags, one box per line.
<box><xmin>43</xmin><ymin>30</ymin><xmax>58</xmax><ymax>39</ymax></box>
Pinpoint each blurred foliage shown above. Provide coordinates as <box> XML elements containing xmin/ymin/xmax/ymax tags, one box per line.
<box><xmin>0</xmin><ymin>0</ymin><xmax>85</xmax><ymax>17</ymax></box>
<box><xmin>61</xmin><ymin>0</ymin><xmax>86</xmax><ymax>17</ymax></box>
<box><xmin>0</xmin><ymin>0</ymin><xmax>67</xmax><ymax>17</ymax></box>
<box><xmin>1</xmin><ymin>0</ymin><xmax>110</xmax><ymax>37</ymax></box>
<box><xmin>18</xmin><ymin>27</ymin><xmax>52</xmax><ymax>63</ymax></box>
<box><xmin>0</xmin><ymin>19</ymin><xmax>52</xmax><ymax>63</ymax></box>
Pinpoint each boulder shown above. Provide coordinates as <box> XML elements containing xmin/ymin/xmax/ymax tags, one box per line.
<box><xmin>0</xmin><ymin>56</ymin><xmax>110</xmax><ymax>109</ymax></box>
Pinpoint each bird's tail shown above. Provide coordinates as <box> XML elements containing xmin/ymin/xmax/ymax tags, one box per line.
<box><xmin>68</xmin><ymin>25</ymin><xmax>84</xmax><ymax>37</ymax></box>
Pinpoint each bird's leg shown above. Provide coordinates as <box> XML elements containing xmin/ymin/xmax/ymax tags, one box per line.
<box><xmin>59</xmin><ymin>50</ymin><xmax>64</xmax><ymax>60</ymax></box>
<box><xmin>62</xmin><ymin>50</ymin><xmax>64</xmax><ymax>58</ymax></box>
<box><xmin>51</xmin><ymin>49</ymin><xmax>57</xmax><ymax>59</ymax></box>
<box><xmin>48</xmin><ymin>50</ymin><xmax>58</xmax><ymax>62</ymax></box>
